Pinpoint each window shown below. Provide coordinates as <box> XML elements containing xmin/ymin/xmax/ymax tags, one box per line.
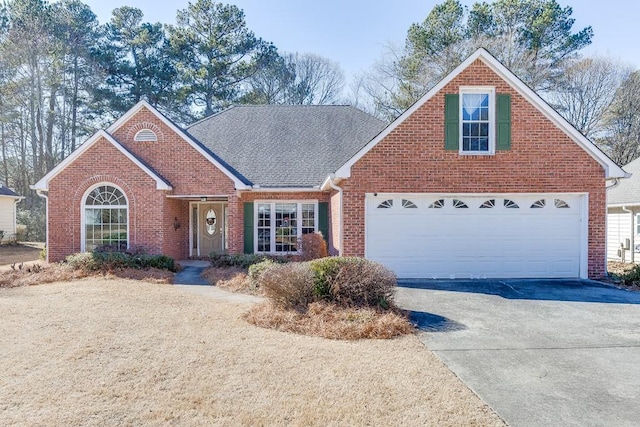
<box><xmin>256</xmin><ymin>202</ymin><xmax>317</xmax><ymax>253</ymax></box>
<box><xmin>83</xmin><ymin>184</ymin><xmax>128</xmax><ymax>252</ymax></box>
<box><xmin>636</xmin><ymin>214</ymin><xmax>640</xmax><ymax>235</ymax></box>
<box><xmin>428</xmin><ymin>199</ymin><xmax>444</xmax><ymax>209</ymax></box>
<box><xmin>554</xmin><ymin>199</ymin><xmax>570</xmax><ymax>208</ymax></box>
<box><xmin>377</xmin><ymin>199</ymin><xmax>393</xmax><ymax>209</ymax></box>
<box><xmin>460</xmin><ymin>87</ymin><xmax>495</xmax><ymax>154</ymax></box>
<box><xmin>453</xmin><ymin>199</ymin><xmax>468</xmax><ymax>209</ymax></box>
<box><xmin>134</xmin><ymin>129</ymin><xmax>158</xmax><ymax>142</ymax></box>
<box><xmin>531</xmin><ymin>199</ymin><xmax>546</xmax><ymax>209</ymax></box>
<box><xmin>504</xmin><ymin>199</ymin><xmax>519</xmax><ymax>209</ymax></box>
<box><xmin>480</xmin><ymin>199</ymin><xmax>495</xmax><ymax>208</ymax></box>
<box><xmin>402</xmin><ymin>199</ymin><xmax>417</xmax><ymax>209</ymax></box>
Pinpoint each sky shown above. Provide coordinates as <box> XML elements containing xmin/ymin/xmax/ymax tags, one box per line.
<box><xmin>82</xmin><ymin>0</ymin><xmax>640</xmax><ymax>82</ymax></box>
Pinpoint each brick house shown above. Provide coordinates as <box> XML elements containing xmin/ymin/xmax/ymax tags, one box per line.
<box><xmin>32</xmin><ymin>49</ymin><xmax>626</xmax><ymax>279</ymax></box>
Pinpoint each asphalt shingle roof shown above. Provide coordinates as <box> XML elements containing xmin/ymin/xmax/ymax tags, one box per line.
<box><xmin>186</xmin><ymin>105</ymin><xmax>386</xmax><ymax>187</ymax></box>
<box><xmin>0</xmin><ymin>185</ymin><xmax>19</xmax><ymax>197</ymax></box>
<box><xmin>609</xmin><ymin>158</ymin><xmax>640</xmax><ymax>205</ymax></box>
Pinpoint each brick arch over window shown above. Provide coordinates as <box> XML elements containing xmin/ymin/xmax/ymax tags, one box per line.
<box><xmin>125</xmin><ymin>122</ymin><xmax>164</xmax><ymax>143</ymax></box>
<box><xmin>72</xmin><ymin>176</ymin><xmax>137</xmax><ymax>251</ymax></box>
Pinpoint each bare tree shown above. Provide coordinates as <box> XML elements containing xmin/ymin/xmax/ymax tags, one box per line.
<box><xmin>599</xmin><ymin>71</ymin><xmax>640</xmax><ymax>165</ymax></box>
<box><xmin>244</xmin><ymin>52</ymin><xmax>345</xmax><ymax>105</ymax></box>
<box><xmin>552</xmin><ymin>56</ymin><xmax>631</xmax><ymax>138</ymax></box>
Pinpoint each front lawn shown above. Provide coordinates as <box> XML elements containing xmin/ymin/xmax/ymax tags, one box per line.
<box><xmin>0</xmin><ymin>278</ymin><xmax>504</xmax><ymax>426</ymax></box>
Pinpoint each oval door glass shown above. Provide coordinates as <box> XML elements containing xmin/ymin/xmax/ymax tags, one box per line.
<box><xmin>206</xmin><ymin>209</ymin><xmax>217</xmax><ymax>235</ymax></box>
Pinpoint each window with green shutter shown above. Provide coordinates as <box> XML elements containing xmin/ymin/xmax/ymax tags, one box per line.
<box><xmin>445</xmin><ymin>88</ymin><xmax>511</xmax><ymax>154</ymax></box>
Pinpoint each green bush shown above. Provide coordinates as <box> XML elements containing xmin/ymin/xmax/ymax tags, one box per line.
<box><xmin>248</xmin><ymin>259</ymin><xmax>277</xmax><ymax>283</ymax></box>
<box><xmin>258</xmin><ymin>263</ymin><xmax>315</xmax><ymax>310</ymax></box>
<box><xmin>308</xmin><ymin>257</ymin><xmax>357</xmax><ymax>299</ymax></box>
<box><xmin>210</xmin><ymin>253</ymin><xmax>265</xmax><ymax>268</ymax></box>
<box><xmin>617</xmin><ymin>264</ymin><xmax>640</xmax><ymax>286</ymax></box>
<box><xmin>210</xmin><ymin>253</ymin><xmax>289</xmax><ymax>268</ymax></box>
<box><xmin>64</xmin><ymin>251</ymin><xmax>177</xmax><ymax>272</ymax></box>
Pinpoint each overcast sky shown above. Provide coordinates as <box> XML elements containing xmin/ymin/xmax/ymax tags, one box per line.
<box><xmin>83</xmin><ymin>0</ymin><xmax>640</xmax><ymax>81</ymax></box>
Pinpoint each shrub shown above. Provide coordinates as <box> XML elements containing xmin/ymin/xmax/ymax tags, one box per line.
<box><xmin>248</xmin><ymin>259</ymin><xmax>277</xmax><ymax>283</ymax></box>
<box><xmin>258</xmin><ymin>263</ymin><xmax>315</xmax><ymax>310</ymax></box>
<box><xmin>65</xmin><ymin>252</ymin><xmax>99</xmax><ymax>271</ymax></box>
<box><xmin>617</xmin><ymin>264</ymin><xmax>640</xmax><ymax>287</ymax></box>
<box><xmin>39</xmin><ymin>246</ymin><xmax>46</xmax><ymax>260</ymax></box>
<box><xmin>298</xmin><ymin>232</ymin><xmax>328</xmax><ymax>261</ymax></box>
<box><xmin>65</xmin><ymin>251</ymin><xmax>177</xmax><ymax>272</ymax></box>
<box><xmin>210</xmin><ymin>253</ymin><xmax>265</xmax><ymax>268</ymax></box>
<box><xmin>308</xmin><ymin>257</ymin><xmax>357</xmax><ymax>299</ymax></box>
<box><xmin>308</xmin><ymin>257</ymin><xmax>397</xmax><ymax>308</ymax></box>
<box><xmin>330</xmin><ymin>258</ymin><xmax>396</xmax><ymax>308</ymax></box>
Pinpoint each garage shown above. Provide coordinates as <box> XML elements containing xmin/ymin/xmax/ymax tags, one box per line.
<box><xmin>365</xmin><ymin>193</ymin><xmax>587</xmax><ymax>279</ymax></box>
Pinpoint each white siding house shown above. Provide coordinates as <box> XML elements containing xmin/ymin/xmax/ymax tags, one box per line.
<box><xmin>608</xmin><ymin>158</ymin><xmax>640</xmax><ymax>262</ymax></box>
<box><xmin>0</xmin><ymin>185</ymin><xmax>22</xmax><ymax>242</ymax></box>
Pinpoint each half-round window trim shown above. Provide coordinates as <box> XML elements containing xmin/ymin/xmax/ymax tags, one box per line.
<box><xmin>134</xmin><ymin>128</ymin><xmax>158</xmax><ymax>142</ymax></box>
<box><xmin>81</xmin><ymin>183</ymin><xmax>129</xmax><ymax>252</ymax></box>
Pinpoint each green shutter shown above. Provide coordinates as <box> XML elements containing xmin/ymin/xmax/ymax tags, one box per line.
<box><xmin>496</xmin><ymin>94</ymin><xmax>511</xmax><ymax>150</ymax></box>
<box><xmin>444</xmin><ymin>94</ymin><xmax>459</xmax><ymax>150</ymax></box>
<box><xmin>243</xmin><ymin>202</ymin><xmax>254</xmax><ymax>254</ymax></box>
<box><xmin>318</xmin><ymin>202</ymin><xmax>329</xmax><ymax>243</ymax></box>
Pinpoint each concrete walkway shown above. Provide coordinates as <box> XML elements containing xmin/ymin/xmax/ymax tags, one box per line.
<box><xmin>173</xmin><ymin>260</ymin><xmax>262</xmax><ymax>304</ymax></box>
<box><xmin>395</xmin><ymin>279</ymin><xmax>640</xmax><ymax>427</ymax></box>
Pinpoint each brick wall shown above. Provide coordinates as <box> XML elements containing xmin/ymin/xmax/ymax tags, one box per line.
<box><xmin>340</xmin><ymin>59</ymin><xmax>607</xmax><ymax>279</ymax></box>
<box><xmin>47</xmin><ymin>137</ymin><xmax>167</xmax><ymax>262</ymax></box>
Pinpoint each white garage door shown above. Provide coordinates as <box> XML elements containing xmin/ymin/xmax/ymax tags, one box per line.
<box><xmin>365</xmin><ymin>193</ymin><xmax>586</xmax><ymax>279</ymax></box>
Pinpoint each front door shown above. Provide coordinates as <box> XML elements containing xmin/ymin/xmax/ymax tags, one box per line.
<box><xmin>200</xmin><ymin>203</ymin><xmax>224</xmax><ymax>256</ymax></box>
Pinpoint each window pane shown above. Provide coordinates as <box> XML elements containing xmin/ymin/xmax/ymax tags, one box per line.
<box><xmin>85</xmin><ymin>185</ymin><xmax>128</xmax><ymax>251</ymax></box>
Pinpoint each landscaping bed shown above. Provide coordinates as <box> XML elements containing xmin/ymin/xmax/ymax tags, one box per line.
<box><xmin>607</xmin><ymin>261</ymin><xmax>640</xmax><ymax>291</ymax></box>
<box><xmin>201</xmin><ymin>235</ymin><xmax>415</xmax><ymax>341</ymax></box>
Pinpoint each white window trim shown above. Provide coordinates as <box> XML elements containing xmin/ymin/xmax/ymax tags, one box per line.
<box><xmin>459</xmin><ymin>86</ymin><xmax>496</xmax><ymax>156</ymax></box>
<box><xmin>80</xmin><ymin>182</ymin><xmax>130</xmax><ymax>252</ymax></box>
<box><xmin>254</xmin><ymin>200</ymin><xmax>318</xmax><ymax>254</ymax></box>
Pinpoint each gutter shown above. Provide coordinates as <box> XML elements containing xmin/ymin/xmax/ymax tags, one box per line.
<box><xmin>326</xmin><ymin>174</ymin><xmax>344</xmax><ymax>256</ymax></box>
<box><xmin>35</xmin><ymin>190</ymin><xmax>48</xmax><ymax>262</ymax></box>
<box><xmin>621</xmin><ymin>205</ymin><xmax>635</xmax><ymax>263</ymax></box>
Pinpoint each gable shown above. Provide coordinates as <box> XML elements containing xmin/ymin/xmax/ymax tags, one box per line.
<box><xmin>332</xmin><ymin>48</ymin><xmax>626</xmax><ymax>181</ymax></box>
<box><xmin>107</xmin><ymin>101</ymin><xmax>250</xmax><ymax>190</ymax></box>
<box><xmin>32</xmin><ymin>131</ymin><xmax>172</xmax><ymax>191</ymax></box>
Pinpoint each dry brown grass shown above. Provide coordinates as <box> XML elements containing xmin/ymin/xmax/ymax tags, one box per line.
<box><xmin>0</xmin><ymin>264</ymin><xmax>173</xmax><ymax>288</ymax></box>
<box><xmin>245</xmin><ymin>301</ymin><xmax>415</xmax><ymax>340</ymax></box>
<box><xmin>0</xmin><ymin>278</ymin><xmax>504</xmax><ymax>426</ymax></box>
<box><xmin>0</xmin><ymin>243</ymin><xmax>42</xmax><ymax>266</ymax></box>
<box><xmin>201</xmin><ymin>266</ymin><xmax>256</xmax><ymax>293</ymax></box>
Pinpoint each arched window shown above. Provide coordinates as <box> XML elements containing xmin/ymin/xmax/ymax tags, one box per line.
<box><xmin>83</xmin><ymin>184</ymin><xmax>128</xmax><ymax>252</ymax></box>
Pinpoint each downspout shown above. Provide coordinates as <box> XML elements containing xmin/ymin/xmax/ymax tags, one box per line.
<box><xmin>327</xmin><ymin>174</ymin><xmax>343</xmax><ymax>256</ymax></box>
<box><xmin>36</xmin><ymin>190</ymin><xmax>48</xmax><ymax>262</ymax></box>
<box><xmin>12</xmin><ymin>197</ymin><xmax>23</xmax><ymax>241</ymax></box>
<box><xmin>622</xmin><ymin>205</ymin><xmax>634</xmax><ymax>263</ymax></box>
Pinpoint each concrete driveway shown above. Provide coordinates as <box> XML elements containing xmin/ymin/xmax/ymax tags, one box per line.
<box><xmin>395</xmin><ymin>279</ymin><xmax>640</xmax><ymax>427</ymax></box>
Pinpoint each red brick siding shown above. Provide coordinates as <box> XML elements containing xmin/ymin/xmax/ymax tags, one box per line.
<box><xmin>341</xmin><ymin>59</ymin><xmax>606</xmax><ymax>278</ymax></box>
<box><xmin>110</xmin><ymin>107</ymin><xmax>243</xmax><ymax>257</ymax></box>
<box><xmin>47</xmin><ymin>137</ymin><xmax>166</xmax><ymax>262</ymax></box>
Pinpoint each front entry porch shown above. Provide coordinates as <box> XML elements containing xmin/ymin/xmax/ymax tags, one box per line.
<box><xmin>189</xmin><ymin>200</ymin><xmax>228</xmax><ymax>257</ymax></box>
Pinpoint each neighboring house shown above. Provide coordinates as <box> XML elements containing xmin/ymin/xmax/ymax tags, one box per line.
<box><xmin>607</xmin><ymin>157</ymin><xmax>640</xmax><ymax>262</ymax></box>
<box><xmin>0</xmin><ymin>185</ymin><xmax>22</xmax><ymax>242</ymax></box>
<box><xmin>32</xmin><ymin>48</ymin><xmax>626</xmax><ymax>279</ymax></box>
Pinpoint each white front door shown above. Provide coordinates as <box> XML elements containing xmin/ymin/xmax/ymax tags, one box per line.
<box><xmin>365</xmin><ymin>193</ymin><xmax>586</xmax><ymax>279</ymax></box>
